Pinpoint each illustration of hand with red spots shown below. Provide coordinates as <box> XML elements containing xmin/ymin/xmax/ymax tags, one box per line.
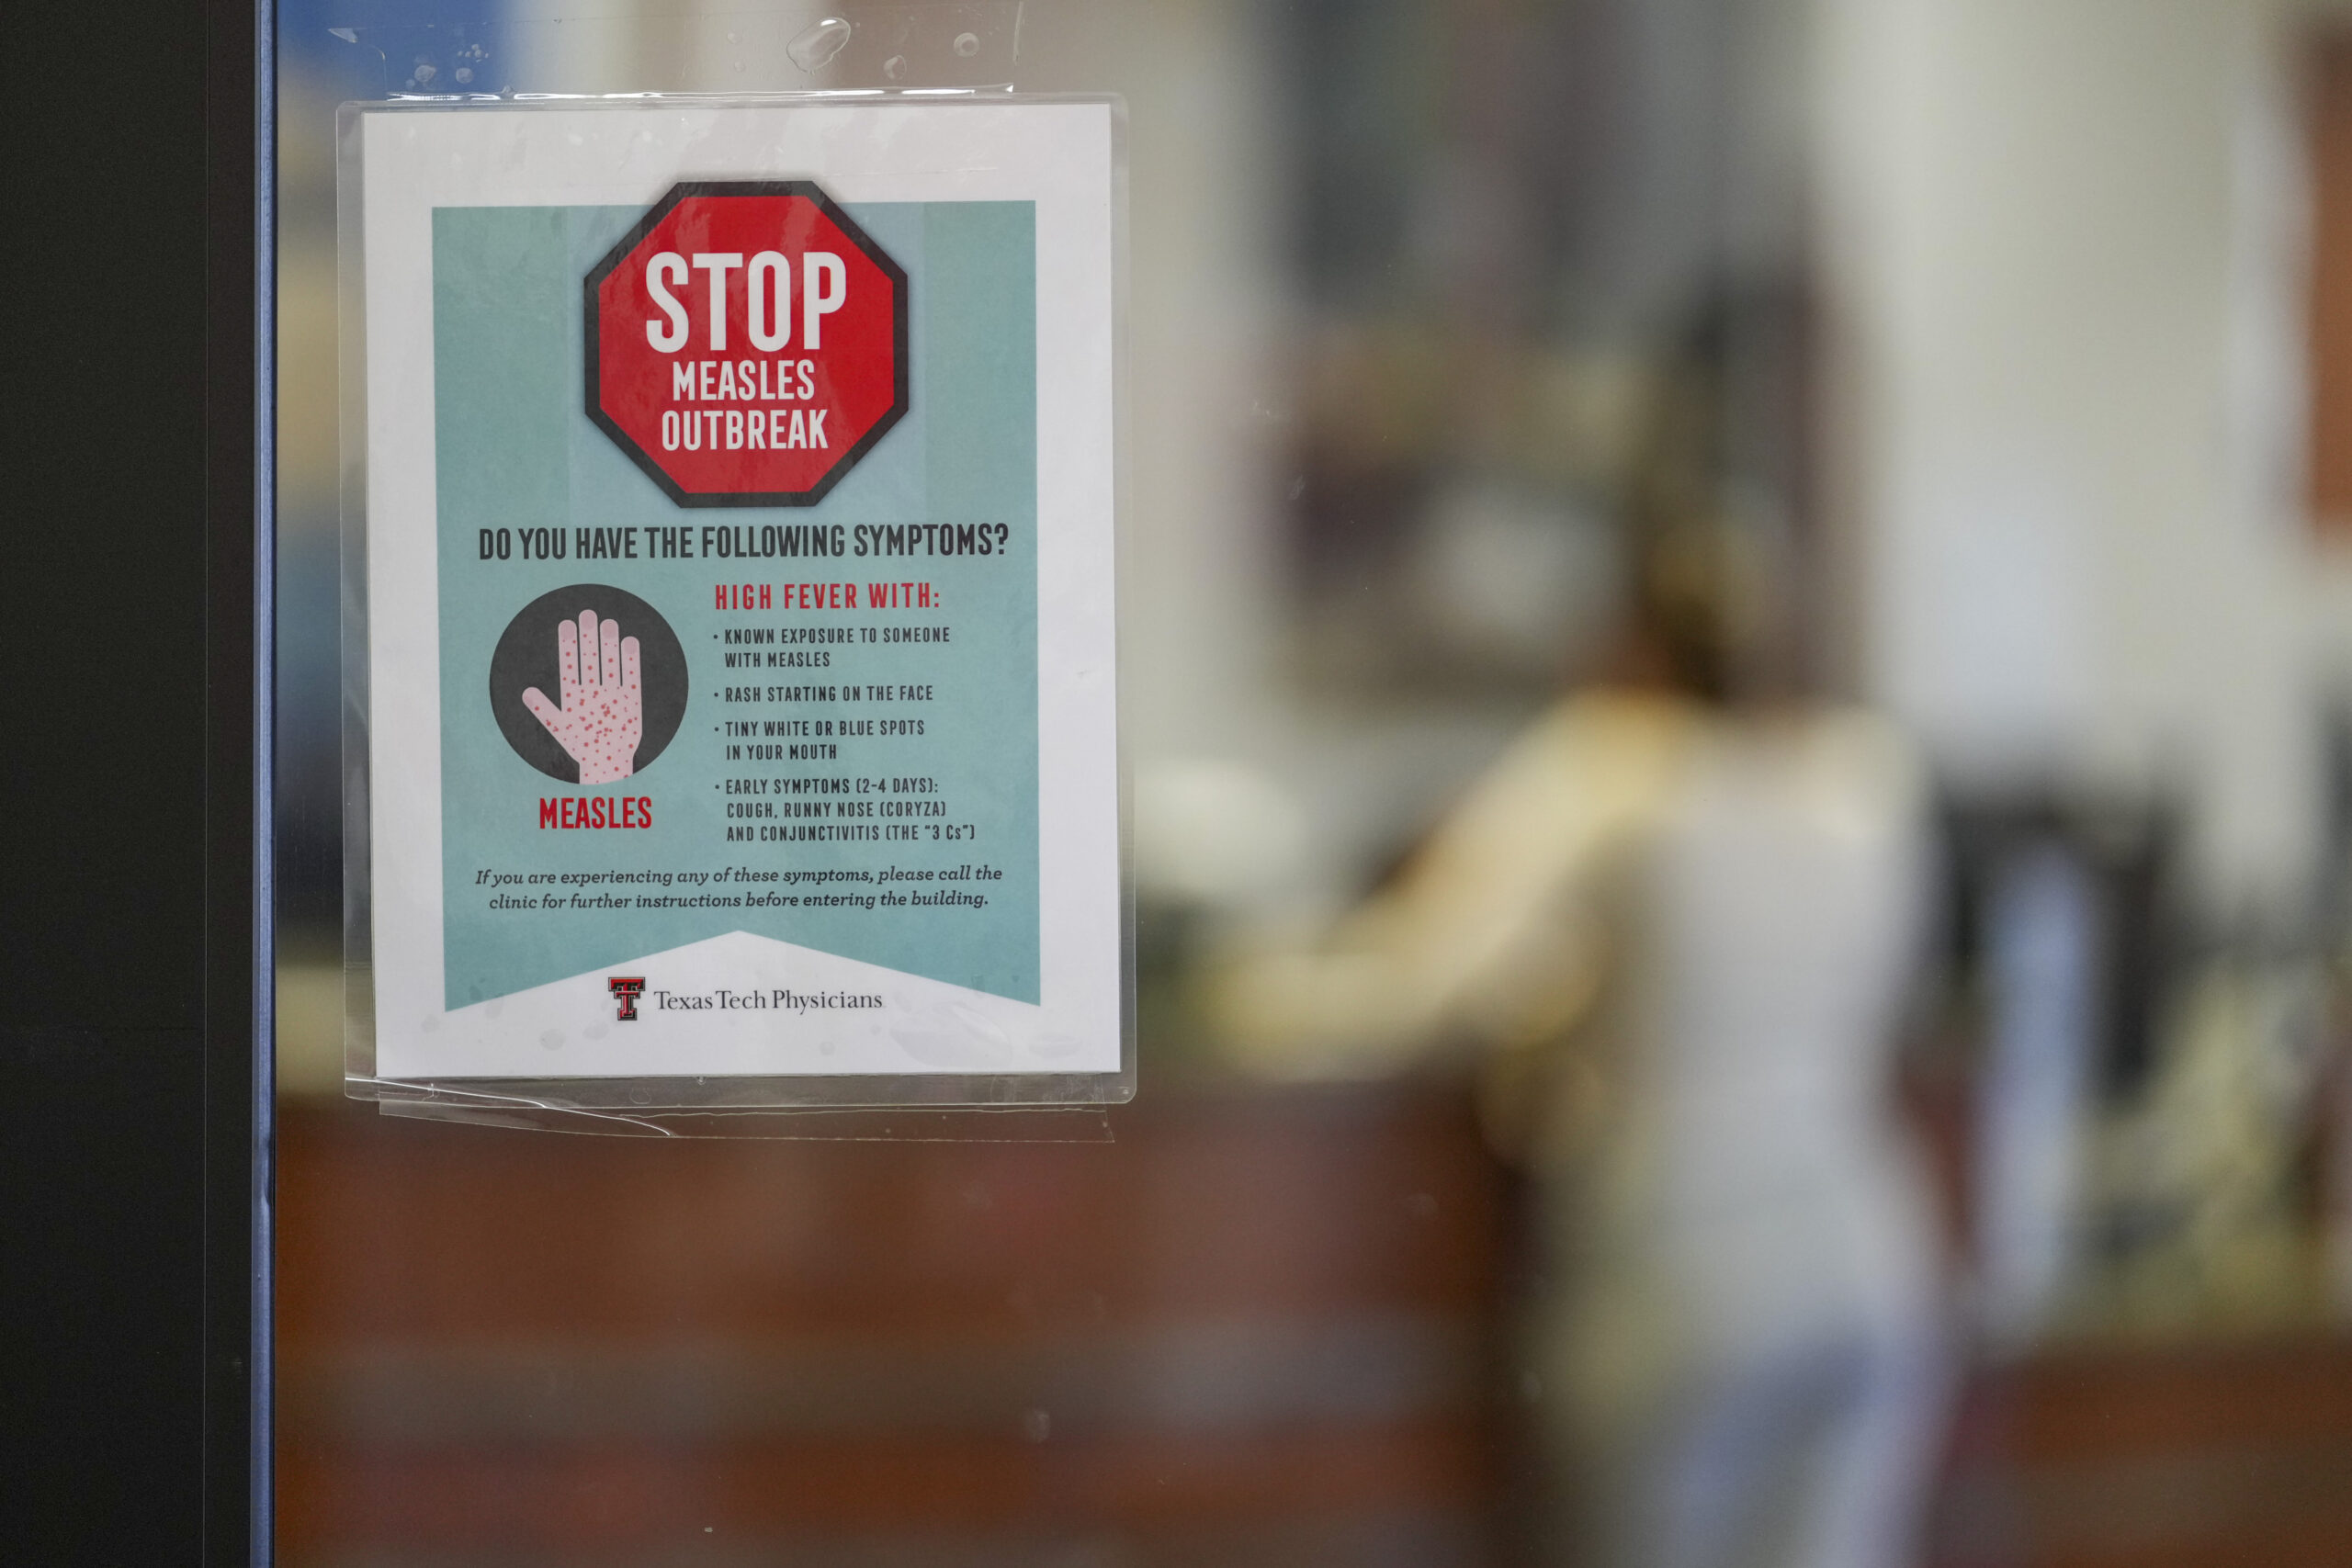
<box><xmin>521</xmin><ymin>608</ymin><xmax>642</xmax><ymax>784</ymax></box>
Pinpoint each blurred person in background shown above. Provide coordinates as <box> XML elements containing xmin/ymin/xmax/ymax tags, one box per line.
<box><xmin>1215</xmin><ymin>327</ymin><xmax>1951</xmax><ymax>1568</ymax></box>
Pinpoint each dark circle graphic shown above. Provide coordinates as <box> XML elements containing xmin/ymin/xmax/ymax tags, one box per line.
<box><xmin>489</xmin><ymin>584</ymin><xmax>688</xmax><ymax>784</ymax></box>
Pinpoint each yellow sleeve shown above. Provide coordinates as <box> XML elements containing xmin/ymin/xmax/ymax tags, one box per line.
<box><xmin>1209</xmin><ymin>694</ymin><xmax>1692</xmax><ymax>1077</ymax></box>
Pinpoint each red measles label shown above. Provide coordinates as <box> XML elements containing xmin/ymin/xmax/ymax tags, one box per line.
<box><xmin>584</xmin><ymin>182</ymin><xmax>908</xmax><ymax>506</ymax></box>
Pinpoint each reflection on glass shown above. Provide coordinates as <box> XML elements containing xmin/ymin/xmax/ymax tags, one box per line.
<box><xmin>274</xmin><ymin>2</ymin><xmax>2352</xmax><ymax>1563</ymax></box>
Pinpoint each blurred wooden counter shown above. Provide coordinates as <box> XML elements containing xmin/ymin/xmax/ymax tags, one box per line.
<box><xmin>276</xmin><ymin>1084</ymin><xmax>1516</xmax><ymax>1566</ymax></box>
<box><xmin>1928</xmin><ymin>1333</ymin><xmax>2352</xmax><ymax>1568</ymax></box>
<box><xmin>277</xmin><ymin>1079</ymin><xmax>2352</xmax><ymax>1567</ymax></box>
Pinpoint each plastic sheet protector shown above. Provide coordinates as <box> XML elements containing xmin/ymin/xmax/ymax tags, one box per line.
<box><xmin>345</xmin><ymin>98</ymin><xmax>1126</xmax><ymax>1103</ymax></box>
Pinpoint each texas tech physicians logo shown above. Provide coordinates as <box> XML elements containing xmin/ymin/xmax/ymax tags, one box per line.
<box><xmin>608</xmin><ymin>976</ymin><xmax>647</xmax><ymax>1021</ymax></box>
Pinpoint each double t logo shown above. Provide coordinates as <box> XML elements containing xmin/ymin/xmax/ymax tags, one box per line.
<box><xmin>607</xmin><ymin>976</ymin><xmax>647</xmax><ymax>1021</ymax></box>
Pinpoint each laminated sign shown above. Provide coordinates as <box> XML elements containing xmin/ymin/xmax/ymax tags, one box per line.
<box><xmin>348</xmin><ymin>99</ymin><xmax>1125</xmax><ymax>1101</ymax></box>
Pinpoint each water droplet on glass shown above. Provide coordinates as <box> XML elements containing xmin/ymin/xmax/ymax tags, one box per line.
<box><xmin>412</xmin><ymin>60</ymin><xmax>437</xmax><ymax>85</ymax></box>
<box><xmin>953</xmin><ymin>31</ymin><xmax>981</xmax><ymax>59</ymax></box>
<box><xmin>454</xmin><ymin>66</ymin><xmax>473</xmax><ymax>84</ymax></box>
<box><xmin>883</xmin><ymin>54</ymin><xmax>906</xmax><ymax>80</ymax></box>
<box><xmin>786</xmin><ymin>17</ymin><xmax>853</xmax><ymax>72</ymax></box>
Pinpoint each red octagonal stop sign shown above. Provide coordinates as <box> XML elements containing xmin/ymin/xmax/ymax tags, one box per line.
<box><xmin>585</xmin><ymin>181</ymin><xmax>908</xmax><ymax>507</ymax></box>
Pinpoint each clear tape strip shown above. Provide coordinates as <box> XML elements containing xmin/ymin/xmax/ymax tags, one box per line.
<box><xmin>322</xmin><ymin>3</ymin><xmax>1024</xmax><ymax>96</ymax></box>
<box><xmin>360</xmin><ymin>1079</ymin><xmax>1115</xmax><ymax>1141</ymax></box>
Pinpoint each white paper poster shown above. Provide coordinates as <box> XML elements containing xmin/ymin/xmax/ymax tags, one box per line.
<box><xmin>350</xmin><ymin>99</ymin><xmax>1124</xmax><ymax>1093</ymax></box>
